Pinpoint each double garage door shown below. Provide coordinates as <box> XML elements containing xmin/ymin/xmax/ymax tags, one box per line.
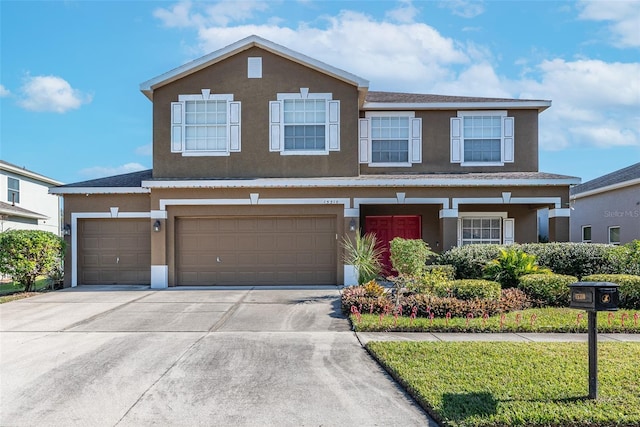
<box><xmin>176</xmin><ymin>216</ymin><xmax>337</xmax><ymax>286</ymax></box>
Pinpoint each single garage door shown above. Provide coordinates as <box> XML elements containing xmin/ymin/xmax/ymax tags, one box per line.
<box><xmin>78</xmin><ymin>219</ymin><xmax>151</xmax><ymax>285</ymax></box>
<box><xmin>176</xmin><ymin>216</ymin><xmax>337</xmax><ymax>286</ymax></box>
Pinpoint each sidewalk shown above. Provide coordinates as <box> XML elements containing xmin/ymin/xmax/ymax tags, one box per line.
<box><xmin>356</xmin><ymin>332</ymin><xmax>640</xmax><ymax>345</ymax></box>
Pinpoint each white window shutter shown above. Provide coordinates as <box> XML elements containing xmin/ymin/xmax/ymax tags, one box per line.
<box><xmin>503</xmin><ymin>116</ymin><xmax>514</xmax><ymax>163</ymax></box>
<box><xmin>456</xmin><ymin>219</ymin><xmax>462</xmax><ymax>247</ymax></box>
<box><xmin>328</xmin><ymin>100</ymin><xmax>340</xmax><ymax>151</ymax></box>
<box><xmin>410</xmin><ymin>117</ymin><xmax>422</xmax><ymax>163</ymax></box>
<box><xmin>269</xmin><ymin>100</ymin><xmax>282</xmax><ymax>152</ymax></box>
<box><xmin>228</xmin><ymin>101</ymin><xmax>241</xmax><ymax>152</ymax></box>
<box><xmin>450</xmin><ymin>117</ymin><xmax>462</xmax><ymax>163</ymax></box>
<box><xmin>171</xmin><ymin>102</ymin><xmax>184</xmax><ymax>153</ymax></box>
<box><xmin>358</xmin><ymin>118</ymin><xmax>370</xmax><ymax>163</ymax></box>
<box><xmin>503</xmin><ymin>218</ymin><xmax>515</xmax><ymax>245</ymax></box>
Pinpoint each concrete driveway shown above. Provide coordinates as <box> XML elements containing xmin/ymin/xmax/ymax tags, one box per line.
<box><xmin>0</xmin><ymin>286</ymin><xmax>436</xmax><ymax>426</ymax></box>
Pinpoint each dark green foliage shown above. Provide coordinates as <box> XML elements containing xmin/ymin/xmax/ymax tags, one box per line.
<box><xmin>436</xmin><ymin>244</ymin><xmax>503</xmax><ymax>279</ymax></box>
<box><xmin>389</xmin><ymin>237</ymin><xmax>436</xmax><ymax>276</ymax></box>
<box><xmin>432</xmin><ymin>279</ymin><xmax>501</xmax><ymax>301</ymax></box>
<box><xmin>0</xmin><ymin>230</ymin><xmax>65</xmax><ymax>292</ymax></box>
<box><xmin>520</xmin><ymin>242</ymin><xmax>617</xmax><ymax>278</ymax></box>
<box><xmin>342</xmin><ymin>230</ymin><xmax>384</xmax><ymax>284</ymax></box>
<box><xmin>518</xmin><ymin>273</ymin><xmax>577</xmax><ymax>307</ymax></box>
<box><xmin>484</xmin><ymin>248</ymin><xmax>550</xmax><ymax>288</ymax></box>
<box><xmin>606</xmin><ymin>240</ymin><xmax>640</xmax><ymax>275</ymax></box>
<box><xmin>582</xmin><ymin>273</ymin><xmax>640</xmax><ymax>309</ymax></box>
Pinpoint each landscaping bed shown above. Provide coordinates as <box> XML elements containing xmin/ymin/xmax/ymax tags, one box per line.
<box><xmin>367</xmin><ymin>341</ymin><xmax>640</xmax><ymax>427</ymax></box>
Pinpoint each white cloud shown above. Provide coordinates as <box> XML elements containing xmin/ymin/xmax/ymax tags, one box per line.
<box><xmin>439</xmin><ymin>0</ymin><xmax>485</xmax><ymax>18</ymax></box>
<box><xmin>578</xmin><ymin>0</ymin><xmax>640</xmax><ymax>48</ymax></box>
<box><xmin>154</xmin><ymin>0</ymin><xmax>270</xmax><ymax>28</ymax></box>
<box><xmin>79</xmin><ymin>163</ymin><xmax>147</xmax><ymax>179</ymax></box>
<box><xmin>135</xmin><ymin>143</ymin><xmax>153</xmax><ymax>156</ymax></box>
<box><xmin>0</xmin><ymin>84</ymin><xmax>10</xmax><ymax>97</ymax></box>
<box><xmin>18</xmin><ymin>75</ymin><xmax>91</xmax><ymax>113</ymax></box>
<box><xmin>386</xmin><ymin>0</ymin><xmax>419</xmax><ymax>24</ymax></box>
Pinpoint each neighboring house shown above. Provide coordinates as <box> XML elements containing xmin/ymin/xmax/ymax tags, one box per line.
<box><xmin>0</xmin><ymin>160</ymin><xmax>62</xmax><ymax>235</ymax></box>
<box><xmin>570</xmin><ymin>162</ymin><xmax>640</xmax><ymax>245</ymax></box>
<box><xmin>50</xmin><ymin>35</ymin><xmax>579</xmax><ymax>288</ymax></box>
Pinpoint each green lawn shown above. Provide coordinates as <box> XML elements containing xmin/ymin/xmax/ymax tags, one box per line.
<box><xmin>351</xmin><ymin>308</ymin><xmax>640</xmax><ymax>333</ymax></box>
<box><xmin>367</xmin><ymin>341</ymin><xmax>640</xmax><ymax>427</ymax></box>
<box><xmin>0</xmin><ymin>277</ymin><xmax>52</xmax><ymax>303</ymax></box>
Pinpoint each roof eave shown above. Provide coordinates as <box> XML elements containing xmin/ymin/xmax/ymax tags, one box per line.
<box><xmin>363</xmin><ymin>100</ymin><xmax>552</xmax><ymax>112</ymax></box>
<box><xmin>49</xmin><ymin>187</ymin><xmax>150</xmax><ymax>195</ymax></box>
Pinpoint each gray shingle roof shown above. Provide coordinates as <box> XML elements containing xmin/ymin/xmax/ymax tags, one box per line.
<box><xmin>0</xmin><ymin>201</ymin><xmax>48</xmax><ymax>219</ymax></box>
<box><xmin>54</xmin><ymin>169</ymin><xmax>152</xmax><ymax>188</ymax></box>
<box><xmin>364</xmin><ymin>91</ymin><xmax>548</xmax><ymax>104</ymax></box>
<box><xmin>571</xmin><ymin>163</ymin><xmax>640</xmax><ymax>195</ymax></box>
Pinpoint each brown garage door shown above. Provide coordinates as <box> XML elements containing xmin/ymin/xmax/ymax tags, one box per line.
<box><xmin>78</xmin><ymin>219</ymin><xmax>151</xmax><ymax>285</ymax></box>
<box><xmin>176</xmin><ymin>216</ymin><xmax>336</xmax><ymax>286</ymax></box>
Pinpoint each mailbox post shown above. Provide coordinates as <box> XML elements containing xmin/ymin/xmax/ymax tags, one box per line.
<box><xmin>568</xmin><ymin>282</ymin><xmax>619</xmax><ymax>400</ymax></box>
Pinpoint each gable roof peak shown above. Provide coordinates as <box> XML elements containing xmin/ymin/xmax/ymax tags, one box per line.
<box><xmin>140</xmin><ymin>35</ymin><xmax>369</xmax><ymax>101</ymax></box>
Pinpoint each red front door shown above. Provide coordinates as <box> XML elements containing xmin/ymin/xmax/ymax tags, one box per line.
<box><xmin>364</xmin><ymin>215</ymin><xmax>422</xmax><ymax>275</ymax></box>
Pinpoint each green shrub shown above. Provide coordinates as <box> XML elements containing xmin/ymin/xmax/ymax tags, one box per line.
<box><xmin>423</xmin><ymin>264</ymin><xmax>456</xmax><ymax>280</ymax></box>
<box><xmin>432</xmin><ymin>279</ymin><xmax>501</xmax><ymax>301</ymax></box>
<box><xmin>520</xmin><ymin>242</ymin><xmax>616</xmax><ymax>278</ymax></box>
<box><xmin>389</xmin><ymin>237</ymin><xmax>435</xmax><ymax>276</ymax></box>
<box><xmin>518</xmin><ymin>273</ymin><xmax>577</xmax><ymax>307</ymax></box>
<box><xmin>484</xmin><ymin>248</ymin><xmax>550</xmax><ymax>288</ymax></box>
<box><xmin>437</xmin><ymin>244</ymin><xmax>502</xmax><ymax>279</ymax></box>
<box><xmin>342</xmin><ymin>230</ymin><xmax>384</xmax><ymax>285</ymax></box>
<box><xmin>581</xmin><ymin>274</ymin><xmax>640</xmax><ymax>309</ymax></box>
<box><xmin>606</xmin><ymin>240</ymin><xmax>640</xmax><ymax>275</ymax></box>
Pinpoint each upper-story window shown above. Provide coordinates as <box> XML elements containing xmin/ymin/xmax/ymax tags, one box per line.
<box><xmin>359</xmin><ymin>112</ymin><xmax>422</xmax><ymax>166</ymax></box>
<box><xmin>269</xmin><ymin>89</ymin><xmax>340</xmax><ymax>155</ymax></box>
<box><xmin>7</xmin><ymin>177</ymin><xmax>19</xmax><ymax>204</ymax></box>
<box><xmin>171</xmin><ymin>90</ymin><xmax>241</xmax><ymax>156</ymax></box>
<box><xmin>450</xmin><ymin>111</ymin><xmax>514</xmax><ymax>166</ymax></box>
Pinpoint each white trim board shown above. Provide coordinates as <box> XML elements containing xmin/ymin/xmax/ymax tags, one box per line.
<box><xmin>50</xmin><ymin>187</ymin><xmax>150</xmax><ymax>195</ymax></box>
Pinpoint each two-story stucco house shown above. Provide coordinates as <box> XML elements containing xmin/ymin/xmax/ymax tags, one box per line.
<box><xmin>1</xmin><ymin>160</ymin><xmax>62</xmax><ymax>235</ymax></box>
<box><xmin>51</xmin><ymin>36</ymin><xmax>579</xmax><ymax>288</ymax></box>
<box><xmin>570</xmin><ymin>162</ymin><xmax>640</xmax><ymax>245</ymax></box>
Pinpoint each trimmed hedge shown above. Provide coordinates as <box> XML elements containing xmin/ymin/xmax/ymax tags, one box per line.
<box><xmin>606</xmin><ymin>240</ymin><xmax>640</xmax><ymax>275</ymax></box>
<box><xmin>423</xmin><ymin>264</ymin><xmax>456</xmax><ymax>280</ymax></box>
<box><xmin>582</xmin><ymin>274</ymin><xmax>640</xmax><ymax>309</ymax></box>
<box><xmin>437</xmin><ymin>244</ymin><xmax>502</xmax><ymax>279</ymax></box>
<box><xmin>432</xmin><ymin>279</ymin><xmax>501</xmax><ymax>301</ymax></box>
<box><xmin>518</xmin><ymin>273</ymin><xmax>577</xmax><ymax>307</ymax></box>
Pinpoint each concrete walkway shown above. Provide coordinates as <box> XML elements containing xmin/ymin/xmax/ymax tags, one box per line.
<box><xmin>0</xmin><ymin>286</ymin><xmax>437</xmax><ymax>426</ymax></box>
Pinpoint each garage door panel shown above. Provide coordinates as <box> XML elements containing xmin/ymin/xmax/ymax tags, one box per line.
<box><xmin>177</xmin><ymin>216</ymin><xmax>336</xmax><ymax>286</ymax></box>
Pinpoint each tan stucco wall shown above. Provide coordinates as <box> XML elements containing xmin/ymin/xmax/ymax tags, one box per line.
<box><xmin>360</xmin><ymin>109</ymin><xmax>539</xmax><ymax>174</ymax></box>
<box><xmin>152</xmin><ymin>46</ymin><xmax>360</xmax><ymax>179</ymax></box>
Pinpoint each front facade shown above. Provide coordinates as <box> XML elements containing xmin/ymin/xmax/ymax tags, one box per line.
<box><xmin>51</xmin><ymin>36</ymin><xmax>579</xmax><ymax>288</ymax></box>
<box><xmin>570</xmin><ymin>162</ymin><xmax>640</xmax><ymax>245</ymax></box>
<box><xmin>0</xmin><ymin>160</ymin><xmax>62</xmax><ymax>235</ymax></box>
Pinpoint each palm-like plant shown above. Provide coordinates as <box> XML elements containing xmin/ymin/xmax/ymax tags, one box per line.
<box><xmin>342</xmin><ymin>230</ymin><xmax>384</xmax><ymax>285</ymax></box>
<box><xmin>484</xmin><ymin>248</ymin><xmax>550</xmax><ymax>288</ymax></box>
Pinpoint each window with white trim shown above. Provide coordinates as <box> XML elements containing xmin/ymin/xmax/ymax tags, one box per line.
<box><xmin>7</xmin><ymin>177</ymin><xmax>19</xmax><ymax>204</ymax></box>
<box><xmin>608</xmin><ymin>226</ymin><xmax>621</xmax><ymax>245</ymax></box>
<box><xmin>269</xmin><ymin>90</ymin><xmax>340</xmax><ymax>155</ymax></box>
<box><xmin>359</xmin><ymin>112</ymin><xmax>422</xmax><ymax>166</ymax></box>
<box><xmin>171</xmin><ymin>90</ymin><xmax>241</xmax><ymax>156</ymax></box>
<box><xmin>457</xmin><ymin>213</ymin><xmax>514</xmax><ymax>246</ymax></box>
<box><xmin>582</xmin><ymin>225</ymin><xmax>592</xmax><ymax>243</ymax></box>
<box><xmin>450</xmin><ymin>111</ymin><xmax>514</xmax><ymax>166</ymax></box>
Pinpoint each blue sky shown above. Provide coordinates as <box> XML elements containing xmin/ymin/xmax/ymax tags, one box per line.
<box><xmin>1</xmin><ymin>0</ymin><xmax>638</xmax><ymax>184</ymax></box>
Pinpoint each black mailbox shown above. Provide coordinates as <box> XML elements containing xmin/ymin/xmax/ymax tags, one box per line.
<box><xmin>569</xmin><ymin>282</ymin><xmax>619</xmax><ymax>311</ymax></box>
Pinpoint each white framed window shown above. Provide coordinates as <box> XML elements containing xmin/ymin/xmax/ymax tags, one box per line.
<box><xmin>171</xmin><ymin>90</ymin><xmax>241</xmax><ymax>156</ymax></box>
<box><xmin>608</xmin><ymin>226</ymin><xmax>621</xmax><ymax>245</ymax></box>
<box><xmin>269</xmin><ymin>89</ymin><xmax>340</xmax><ymax>155</ymax></box>
<box><xmin>7</xmin><ymin>177</ymin><xmax>19</xmax><ymax>204</ymax></box>
<box><xmin>582</xmin><ymin>225</ymin><xmax>592</xmax><ymax>243</ymax></box>
<box><xmin>359</xmin><ymin>112</ymin><xmax>422</xmax><ymax>166</ymax></box>
<box><xmin>450</xmin><ymin>111</ymin><xmax>514</xmax><ymax>166</ymax></box>
<box><xmin>457</xmin><ymin>212</ymin><xmax>514</xmax><ymax>246</ymax></box>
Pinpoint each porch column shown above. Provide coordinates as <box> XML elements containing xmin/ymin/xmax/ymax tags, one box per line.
<box><xmin>439</xmin><ymin>208</ymin><xmax>458</xmax><ymax>252</ymax></box>
<box><xmin>549</xmin><ymin>208</ymin><xmax>570</xmax><ymax>242</ymax></box>
<box><xmin>343</xmin><ymin>207</ymin><xmax>360</xmax><ymax>286</ymax></box>
<box><xmin>150</xmin><ymin>210</ymin><xmax>168</xmax><ymax>288</ymax></box>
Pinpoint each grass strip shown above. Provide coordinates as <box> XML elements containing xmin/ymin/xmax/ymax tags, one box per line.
<box><xmin>367</xmin><ymin>341</ymin><xmax>640</xmax><ymax>427</ymax></box>
<box><xmin>351</xmin><ymin>308</ymin><xmax>640</xmax><ymax>333</ymax></box>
